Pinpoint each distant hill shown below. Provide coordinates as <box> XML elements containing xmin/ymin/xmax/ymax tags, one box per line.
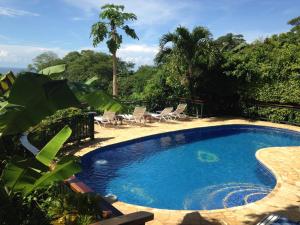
<box><xmin>0</xmin><ymin>67</ymin><xmax>26</xmax><ymax>74</ymax></box>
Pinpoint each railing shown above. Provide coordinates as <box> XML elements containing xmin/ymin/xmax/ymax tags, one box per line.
<box><xmin>120</xmin><ymin>98</ymin><xmax>300</xmax><ymax>126</ymax></box>
<box><xmin>242</xmin><ymin>101</ymin><xmax>300</xmax><ymax>126</ymax></box>
<box><xmin>28</xmin><ymin>113</ymin><xmax>95</xmax><ymax>149</ymax></box>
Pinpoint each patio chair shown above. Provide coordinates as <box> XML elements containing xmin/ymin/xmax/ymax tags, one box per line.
<box><xmin>122</xmin><ymin>107</ymin><xmax>146</xmax><ymax>124</ymax></box>
<box><xmin>150</xmin><ymin>107</ymin><xmax>173</xmax><ymax>121</ymax></box>
<box><xmin>94</xmin><ymin>111</ymin><xmax>116</xmax><ymax>126</ymax></box>
<box><xmin>169</xmin><ymin>103</ymin><xmax>187</xmax><ymax>120</ymax></box>
<box><xmin>257</xmin><ymin>214</ymin><xmax>300</xmax><ymax>225</ymax></box>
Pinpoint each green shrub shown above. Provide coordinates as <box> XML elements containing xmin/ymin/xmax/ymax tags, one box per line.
<box><xmin>28</xmin><ymin>107</ymin><xmax>84</xmax><ymax>149</ymax></box>
<box><xmin>29</xmin><ymin>107</ymin><xmax>83</xmax><ymax>133</ymax></box>
<box><xmin>242</xmin><ymin>105</ymin><xmax>300</xmax><ymax>124</ymax></box>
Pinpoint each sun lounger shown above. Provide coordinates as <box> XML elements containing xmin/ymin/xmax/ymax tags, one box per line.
<box><xmin>150</xmin><ymin>107</ymin><xmax>173</xmax><ymax>121</ymax></box>
<box><xmin>94</xmin><ymin>111</ymin><xmax>116</xmax><ymax>126</ymax></box>
<box><xmin>257</xmin><ymin>214</ymin><xmax>300</xmax><ymax>225</ymax></box>
<box><xmin>169</xmin><ymin>103</ymin><xmax>187</xmax><ymax>119</ymax></box>
<box><xmin>121</xmin><ymin>107</ymin><xmax>146</xmax><ymax>124</ymax></box>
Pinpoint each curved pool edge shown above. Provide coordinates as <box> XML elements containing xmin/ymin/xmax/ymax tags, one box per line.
<box><xmin>111</xmin><ymin>146</ymin><xmax>300</xmax><ymax>225</ymax></box>
<box><xmin>75</xmin><ymin>119</ymin><xmax>300</xmax><ymax>225</ymax></box>
<box><xmin>75</xmin><ymin>118</ymin><xmax>300</xmax><ymax>157</ymax></box>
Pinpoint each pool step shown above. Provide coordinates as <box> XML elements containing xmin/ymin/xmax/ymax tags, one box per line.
<box><xmin>183</xmin><ymin>183</ymin><xmax>272</xmax><ymax>210</ymax></box>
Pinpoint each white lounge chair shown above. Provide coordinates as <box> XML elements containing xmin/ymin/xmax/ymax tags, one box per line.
<box><xmin>94</xmin><ymin>111</ymin><xmax>116</xmax><ymax>126</ymax></box>
<box><xmin>121</xmin><ymin>107</ymin><xmax>146</xmax><ymax>124</ymax></box>
<box><xmin>256</xmin><ymin>214</ymin><xmax>299</xmax><ymax>225</ymax></box>
<box><xmin>150</xmin><ymin>107</ymin><xmax>173</xmax><ymax>121</ymax></box>
<box><xmin>169</xmin><ymin>103</ymin><xmax>187</xmax><ymax>120</ymax></box>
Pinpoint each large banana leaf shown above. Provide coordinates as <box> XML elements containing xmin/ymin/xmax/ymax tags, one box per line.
<box><xmin>39</xmin><ymin>64</ymin><xmax>66</xmax><ymax>75</ymax></box>
<box><xmin>84</xmin><ymin>90</ymin><xmax>123</xmax><ymax>112</ymax></box>
<box><xmin>0</xmin><ymin>73</ymin><xmax>80</xmax><ymax>135</ymax></box>
<box><xmin>0</xmin><ymin>71</ymin><xmax>15</xmax><ymax>96</ymax></box>
<box><xmin>1</xmin><ymin>126</ymin><xmax>81</xmax><ymax>196</ymax></box>
<box><xmin>1</xmin><ymin>157</ymin><xmax>43</xmax><ymax>195</ymax></box>
<box><xmin>69</xmin><ymin>82</ymin><xmax>123</xmax><ymax>112</ymax></box>
<box><xmin>85</xmin><ymin>76</ymin><xmax>99</xmax><ymax>85</ymax></box>
<box><xmin>0</xmin><ymin>102</ymin><xmax>24</xmax><ymax>135</ymax></box>
<box><xmin>36</xmin><ymin>126</ymin><xmax>72</xmax><ymax>167</ymax></box>
<box><xmin>26</xmin><ymin>156</ymin><xmax>81</xmax><ymax>195</ymax></box>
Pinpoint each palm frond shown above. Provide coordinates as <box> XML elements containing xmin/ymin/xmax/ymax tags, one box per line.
<box><xmin>159</xmin><ymin>32</ymin><xmax>177</xmax><ymax>49</ymax></box>
<box><xmin>192</xmin><ymin>26</ymin><xmax>212</xmax><ymax>44</ymax></box>
<box><xmin>121</xmin><ymin>12</ymin><xmax>137</xmax><ymax>21</ymax></box>
<box><xmin>155</xmin><ymin>47</ymin><xmax>172</xmax><ymax>64</ymax></box>
<box><xmin>90</xmin><ymin>22</ymin><xmax>108</xmax><ymax>47</ymax></box>
<box><xmin>176</xmin><ymin>26</ymin><xmax>191</xmax><ymax>41</ymax></box>
<box><xmin>122</xmin><ymin>25</ymin><xmax>139</xmax><ymax>39</ymax></box>
<box><xmin>101</xmin><ymin>4</ymin><xmax>124</xmax><ymax>11</ymax></box>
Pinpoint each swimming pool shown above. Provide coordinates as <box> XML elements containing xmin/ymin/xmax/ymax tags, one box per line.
<box><xmin>77</xmin><ymin>125</ymin><xmax>300</xmax><ymax>210</ymax></box>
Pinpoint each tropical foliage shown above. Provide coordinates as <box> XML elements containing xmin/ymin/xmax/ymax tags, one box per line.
<box><xmin>156</xmin><ymin>26</ymin><xmax>215</xmax><ymax>97</ymax></box>
<box><xmin>22</xmin><ymin>16</ymin><xmax>300</xmax><ymax>124</ymax></box>
<box><xmin>28</xmin><ymin>51</ymin><xmax>61</xmax><ymax>72</ymax></box>
<box><xmin>1</xmin><ymin>126</ymin><xmax>80</xmax><ymax>196</ymax></box>
<box><xmin>39</xmin><ymin>64</ymin><xmax>67</xmax><ymax>76</ymax></box>
<box><xmin>0</xmin><ymin>73</ymin><xmax>80</xmax><ymax>136</ymax></box>
<box><xmin>0</xmin><ymin>124</ymin><xmax>107</xmax><ymax>224</ymax></box>
<box><xmin>0</xmin><ymin>71</ymin><xmax>16</xmax><ymax>96</ymax></box>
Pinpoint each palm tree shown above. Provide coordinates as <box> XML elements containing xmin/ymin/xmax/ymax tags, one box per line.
<box><xmin>156</xmin><ymin>26</ymin><xmax>212</xmax><ymax>97</ymax></box>
<box><xmin>90</xmin><ymin>4</ymin><xmax>138</xmax><ymax>97</ymax></box>
<box><xmin>288</xmin><ymin>16</ymin><xmax>300</xmax><ymax>33</ymax></box>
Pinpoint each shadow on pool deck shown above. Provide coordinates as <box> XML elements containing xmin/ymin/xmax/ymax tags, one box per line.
<box><xmin>245</xmin><ymin>202</ymin><xmax>300</xmax><ymax>224</ymax></box>
<box><xmin>178</xmin><ymin>203</ymin><xmax>300</xmax><ymax>225</ymax></box>
<box><xmin>180</xmin><ymin>212</ymin><xmax>223</xmax><ymax>225</ymax></box>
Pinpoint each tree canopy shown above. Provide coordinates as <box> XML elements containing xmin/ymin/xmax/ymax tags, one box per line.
<box><xmin>28</xmin><ymin>51</ymin><xmax>62</xmax><ymax>72</ymax></box>
<box><xmin>25</xmin><ymin>15</ymin><xmax>300</xmax><ymax>123</ymax></box>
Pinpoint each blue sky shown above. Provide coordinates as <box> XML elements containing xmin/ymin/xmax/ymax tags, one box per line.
<box><xmin>0</xmin><ymin>0</ymin><xmax>299</xmax><ymax>68</ymax></box>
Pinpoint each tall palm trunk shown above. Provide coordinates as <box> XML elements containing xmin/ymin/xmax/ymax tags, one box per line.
<box><xmin>187</xmin><ymin>64</ymin><xmax>193</xmax><ymax>98</ymax></box>
<box><xmin>112</xmin><ymin>52</ymin><xmax>118</xmax><ymax>96</ymax></box>
<box><xmin>111</xmin><ymin>24</ymin><xmax>118</xmax><ymax>97</ymax></box>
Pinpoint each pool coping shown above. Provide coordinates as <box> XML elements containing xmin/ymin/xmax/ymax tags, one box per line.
<box><xmin>75</xmin><ymin>118</ymin><xmax>300</xmax><ymax>225</ymax></box>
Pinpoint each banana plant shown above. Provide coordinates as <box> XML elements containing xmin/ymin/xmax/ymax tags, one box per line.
<box><xmin>1</xmin><ymin>126</ymin><xmax>81</xmax><ymax>196</ymax></box>
<box><xmin>84</xmin><ymin>76</ymin><xmax>99</xmax><ymax>85</ymax></box>
<box><xmin>39</xmin><ymin>64</ymin><xmax>66</xmax><ymax>76</ymax></box>
<box><xmin>0</xmin><ymin>71</ymin><xmax>16</xmax><ymax>97</ymax></box>
<box><xmin>0</xmin><ymin>72</ymin><xmax>80</xmax><ymax>136</ymax></box>
<box><xmin>69</xmin><ymin>81</ymin><xmax>123</xmax><ymax>112</ymax></box>
<box><xmin>37</xmin><ymin>65</ymin><xmax>124</xmax><ymax>112</ymax></box>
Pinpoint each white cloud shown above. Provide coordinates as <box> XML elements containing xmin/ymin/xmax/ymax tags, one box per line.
<box><xmin>0</xmin><ymin>7</ymin><xmax>39</xmax><ymax>17</ymax></box>
<box><xmin>64</xmin><ymin>0</ymin><xmax>192</xmax><ymax>26</ymax></box>
<box><xmin>0</xmin><ymin>50</ymin><xmax>8</xmax><ymax>58</ymax></box>
<box><xmin>118</xmin><ymin>44</ymin><xmax>158</xmax><ymax>66</ymax></box>
<box><xmin>71</xmin><ymin>16</ymin><xmax>89</xmax><ymax>21</ymax></box>
<box><xmin>119</xmin><ymin>44</ymin><xmax>158</xmax><ymax>54</ymax></box>
<box><xmin>0</xmin><ymin>44</ymin><xmax>68</xmax><ymax>68</ymax></box>
<box><xmin>78</xmin><ymin>44</ymin><xmax>158</xmax><ymax>66</ymax></box>
<box><xmin>0</xmin><ymin>43</ymin><xmax>157</xmax><ymax>68</ymax></box>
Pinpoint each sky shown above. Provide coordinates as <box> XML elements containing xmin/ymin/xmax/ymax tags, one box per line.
<box><xmin>0</xmin><ymin>0</ymin><xmax>299</xmax><ymax>68</ymax></box>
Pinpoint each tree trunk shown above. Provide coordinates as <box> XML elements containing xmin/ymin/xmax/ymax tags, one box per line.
<box><xmin>112</xmin><ymin>52</ymin><xmax>118</xmax><ymax>97</ymax></box>
<box><xmin>187</xmin><ymin>64</ymin><xmax>193</xmax><ymax>98</ymax></box>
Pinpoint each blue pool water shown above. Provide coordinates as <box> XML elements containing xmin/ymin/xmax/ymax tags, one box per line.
<box><xmin>77</xmin><ymin>125</ymin><xmax>300</xmax><ymax>210</ymax></box>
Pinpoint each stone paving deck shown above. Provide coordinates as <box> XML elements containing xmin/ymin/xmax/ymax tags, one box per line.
<box><xmin>75</xmin><ymin>117</ymin><xmax>300</xmax><ymax>225</ymax></box>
